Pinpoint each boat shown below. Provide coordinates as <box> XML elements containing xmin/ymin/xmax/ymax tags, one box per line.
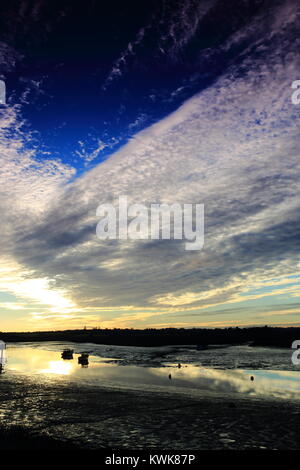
<box><xmin>0</xmin><ymin>340</ymin><xmax>6</xmax><ymax>373</ymax></box>
<box><xmin>61</xmin><ymin>348</ymin><xmax>74</xmax><ymax>359</ymax></box>
<box><xmin>78</xmin><ymin>352</ymin><xmax>89</xmax><ymax>366</ymax></box>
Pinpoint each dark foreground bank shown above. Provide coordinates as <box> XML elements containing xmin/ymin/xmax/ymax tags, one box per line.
<box><xmin>0</xmin><ymin>373</ymin><xmax>300</xmax><ymax>450</ymax></box>
<box><xmin>0</xmin><ymin>426</ymin><xmax>79</xmax><ymax>450</ymax></box>
<box><xmin>1</xmin><ymin>326</ymin><xmax>299</xmax><ymax>347</ymax></box>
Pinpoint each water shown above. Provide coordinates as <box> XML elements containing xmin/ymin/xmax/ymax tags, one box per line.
<box><xmin>2</xmin><ymin>342</ymin><xmax>300</xmax><ymax>400</ymax></box>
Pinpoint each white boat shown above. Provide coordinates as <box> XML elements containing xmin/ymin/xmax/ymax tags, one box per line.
<box><xmin>0</xmin><ymin>340</ymin><xmax>6</xmax><ymax>372</ymax></box>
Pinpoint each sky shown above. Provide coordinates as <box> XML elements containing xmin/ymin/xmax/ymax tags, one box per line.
<box><xmin>0</xmin><ymin>0</ymin><xmax>300</xmax><ymax>331</ymax></box>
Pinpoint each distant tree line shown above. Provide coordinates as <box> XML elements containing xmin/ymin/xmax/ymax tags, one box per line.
<box><xmin>0</xmin><ymin>326</ymin><xmax>299</xmax><ymax>348</ymax></box>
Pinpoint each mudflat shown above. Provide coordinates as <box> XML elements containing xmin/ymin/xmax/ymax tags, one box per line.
<box><xmin>0</xmin><ymin>373</ymin><xmax>300</xmax><ymax>450</ymax></box>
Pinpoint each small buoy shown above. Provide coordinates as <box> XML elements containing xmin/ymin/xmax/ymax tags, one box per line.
<box><xmin>250</xmin><ymin>375</ymin><xmax>254</xmax><ymax>381</ymax></box>
<box><xmin>168</xmin><ymin>374</ymin><xmax>172</xmax><ymax>380</ymax></box>
<box><xmin>178</xmin><ymin>363</ymin><xmax>181</xmax><ymax>368</ymax></box>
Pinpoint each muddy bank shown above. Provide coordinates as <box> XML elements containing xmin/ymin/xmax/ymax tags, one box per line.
<box><xmin>1</xmin><ymin>373</ymin><xmax>300</xmax><ymax>450</ymax></box>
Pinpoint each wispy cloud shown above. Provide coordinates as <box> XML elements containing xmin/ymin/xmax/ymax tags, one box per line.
<box><xmin>102</xmin><ymin>0</ymin><xmax>216</xmax><ymax>89</ymax></box>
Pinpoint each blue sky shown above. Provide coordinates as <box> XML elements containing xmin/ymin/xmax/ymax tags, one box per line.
<box><xmin>0</xmin><ymin>0</ymin><xmax>300</xmax><ymax>331</ymax></box>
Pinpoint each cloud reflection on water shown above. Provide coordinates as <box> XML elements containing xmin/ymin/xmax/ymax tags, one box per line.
<box><xmin>4</xmin><ymin>346</ymin><xmax>300</xmax><ymax>401</ymax></box>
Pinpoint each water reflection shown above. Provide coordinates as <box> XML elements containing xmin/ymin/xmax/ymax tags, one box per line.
<box><xmin>4</xmin><ymin>346</ymin><xmax>300</xmax><ymax>400</ymax></box>
<box><xmin>40</xmin><ymin>360</ymin><xmax>74</xmax><ymax>375</ymax></box>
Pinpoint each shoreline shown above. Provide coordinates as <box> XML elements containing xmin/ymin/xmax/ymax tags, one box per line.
<box><xmin>1</xmin><ymin>372</ymin><xmax>300</xmax><ymax>450</ymax></box>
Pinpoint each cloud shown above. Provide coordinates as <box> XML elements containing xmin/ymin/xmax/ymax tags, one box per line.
<box><xmin>0</xmin><ymin>42</ymin><xmax>22</xmax><ymax>75</ymax></box>
<box><xmin>102</xmin><ymin>0</ymin><xmax>217</xmax><ymax>89</ymax></box>
<box><xmin>102</xmin><ymin>26</ymin><xmax>147</xmax><ymax>90</ymax></box>
<box><xmin>1</xmin><ymin>0</ymin><xmax>300</xmax><ymax>329</ymax></box>
<box><xmin>157</xmin><ymin>0</ymin><xmax>218</xmax><ymax>59</ymax></box>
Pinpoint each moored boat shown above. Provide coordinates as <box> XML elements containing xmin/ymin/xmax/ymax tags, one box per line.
<box><xmin>61</xmin><ymin>348</ymin><xmax>74</xmax><ymax>359</ymax></box>
<box><xmin>0</xmin><ymin>340</ymin><xmax>6</xmax><ymax>373</ymax></box>
<box><xmin>78</xmin><ymin>352</ymin><xmax>89</xmax><ymax>366</ymax></box>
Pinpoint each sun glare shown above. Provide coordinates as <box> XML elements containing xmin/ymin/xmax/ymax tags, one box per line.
<box><xmin>40</xmin><ymin>360</ymin><xmax>74</xmax><ymax>375</ymax></box>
